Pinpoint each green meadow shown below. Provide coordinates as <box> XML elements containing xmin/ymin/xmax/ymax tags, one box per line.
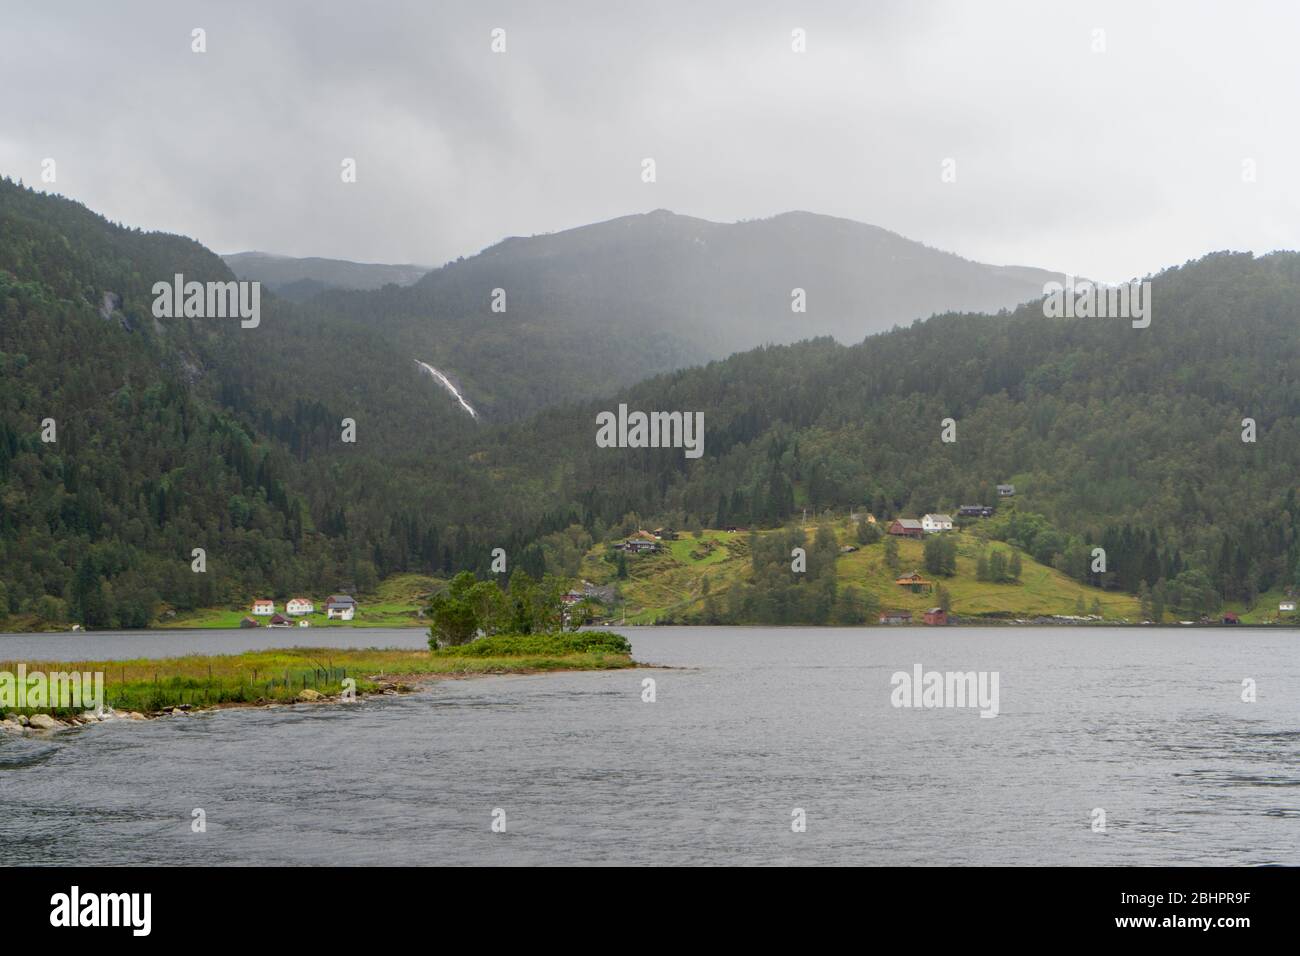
<box><xmin>2</xmin><ymin>632</ymin><xmax>635</xmax><ymax>717</ymax></box>
<box><xmin>581</xmin><ymin>523</ymin><xmax>1143</xmax><ymax>623</ymax></box>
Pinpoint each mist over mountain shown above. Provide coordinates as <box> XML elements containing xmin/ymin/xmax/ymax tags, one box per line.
<box><xmin>223</xmin><ymin>252</ymin><xmax>429</xmax><ymax>302</ymax></box>
<box><xmin>308</xmin><ymin>208</ymin><xmax>1069</xmax><ymax>420</ymax></box>
<box><xmin>432</xmin><ymin>208</ymin><xmax>1065</xmax><ymax>350</ymax></box>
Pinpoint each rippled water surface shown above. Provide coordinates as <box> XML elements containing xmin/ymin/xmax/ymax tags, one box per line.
<box><xmin>1</xmin><ymin>626</ymin><xmax>1296</xmax><ymax>865</ymax></box>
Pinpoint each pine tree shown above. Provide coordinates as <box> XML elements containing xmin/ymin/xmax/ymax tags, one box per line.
<box><xmin>989</xmin><ymin>550</ymin><xmax>1007</xmax><ymax>583</ymax></box>
<box><xmin>924</xmin><ymin>536</ymin><xmax>944</xmax><ymax>576</ymax></box>
<box><xmin>1138</xmin><ymin>581</ymin><xmax>1153</xmax><ymax>620</ymax></box>
<box><xmin>883</xmin><ymin>535</ymin><xmax>900</xmax><ymax>572</ymax></box>
<box><xmin>1151</xmin><ymin>579</ymin><xmax>1167</xmax><ymax>623</ymax></box>
<box><xmin>812</xmin><ymin>525</ymin><xmax>839</xmax><ymax>579</ymax></box>
<box><xmin>941</xmin><ymin>537</ymin><xmax>958</xmax><ymax>576</ymax></box>
<box><xmin>71</xmin><ymin>557</ymin><xmax>112</xmax><ymax>629</ymax></box>
<box><xmin>936</xmin><ymin>583</ymin><xmax>952</xmax><ymax>613</ymax></box>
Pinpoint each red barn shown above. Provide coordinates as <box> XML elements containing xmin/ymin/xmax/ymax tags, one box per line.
<box><xmin>923</xmin><ymin>608</ymin><xmax>948</xmax><ymax>626</ymax></box>
<box><xmin>887</xmin><ymin>518</ymin><xmax>924</xmax><ymax>538</ymax></box>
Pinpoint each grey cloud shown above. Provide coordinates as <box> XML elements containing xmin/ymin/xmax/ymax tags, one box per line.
<box><xmin>2</xmin><ymin>0</ymin><xmax>1297</xmax><ymax>281</ymax></box>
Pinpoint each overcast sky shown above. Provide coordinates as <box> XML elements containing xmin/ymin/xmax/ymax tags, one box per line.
<box><xmin>3</xmin><ymin>0</ymin><xmax>1297</xmax><ymax>282</ymax></box>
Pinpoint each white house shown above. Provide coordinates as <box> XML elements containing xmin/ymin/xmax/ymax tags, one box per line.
<box><xmin>251</xmin><ymin>599</ymin><xmax>275</xmax><ymax>616</ymax></box>
<box><xmin>921</xmin><ymin>513</ymin><xmax>954</xmax><ymax>533</ymax></box>
<box><xmin>324</xmin><ymin>594</ymin><xmax>357</xmax><ymax>620</ymax></box>
<box><xmin>286</xmin><ymin>597</ymin><xmax>314</xmax><ymax>616</ymax></box>
<box><xmin>1280</xmin><ymin>600</ymin><xmax>1296</xmax><ymax>613</ymax></box>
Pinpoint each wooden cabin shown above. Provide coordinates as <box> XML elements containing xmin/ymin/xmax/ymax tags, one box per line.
<box><xmin>895</xmin><ymin>571</ymin><xmax>933</xmax><ymax>593</ymax></box>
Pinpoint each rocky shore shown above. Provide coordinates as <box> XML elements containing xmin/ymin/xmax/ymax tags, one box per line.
<box><xmin>1</xmin><ymin>708</ymin><xmax>147</xmax><ymax>733</ymax></box>
<box><xmin>0</xmin><ymin>679</ymin><xmax>418</xmax><ymax>734</ymax></box>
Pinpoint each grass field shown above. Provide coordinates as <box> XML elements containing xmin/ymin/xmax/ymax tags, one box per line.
<box><xmin>582</xmin><ymin>530</ymin><xmax>754</xmax><ymax>623</ymax></box>
<box><xmin>580</xmin><ymin>523</ymin><xmax>1144</xmax><ymax>623</ymax></box>
<box><xmin>166</xmin><ymin>573</ymin><xmax>443</xmax><ymax>629</ymax></box>
<box><xmin>836</xmin><ymin>533</ymin><xmax>1140</xmax><ymax>619</ymax></box>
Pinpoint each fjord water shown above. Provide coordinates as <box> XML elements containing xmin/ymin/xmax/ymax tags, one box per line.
<box><xmin>0</xmin><ymin>626</ymin><xmax>1296</xmax><ymax>866</ymax></box>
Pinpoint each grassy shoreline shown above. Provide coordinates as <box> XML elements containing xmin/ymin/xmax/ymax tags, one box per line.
<box><xmin>0</xmin><ymin>633</ymin><xmax>637</xmax><ymax>725</ymax></box>
<box><xmin>5</xmin><ymin>520</ymin><xmax>1296</xmax><ymax>632</ymax></box>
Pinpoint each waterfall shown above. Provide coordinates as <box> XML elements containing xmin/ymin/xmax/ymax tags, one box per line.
<box><xmin>414</xmin><ymin>360</ymin><xmax>479</xmax><ymax>420</ymax></box>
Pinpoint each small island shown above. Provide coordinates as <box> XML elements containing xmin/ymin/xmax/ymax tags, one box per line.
<box><xmin>0</xmin><ymin>571</ymin><xmax>636</xmax><ymax>729</ymax></box>
<box><xmin>0</xmin><ymin>631</ymin><xmax>635</xmax><ymax>731</ymax></box>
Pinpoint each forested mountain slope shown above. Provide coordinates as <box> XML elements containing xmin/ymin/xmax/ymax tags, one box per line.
<box><xmin>308</xmin><ymin>209</ymin><xmax>1069</xmax><ymax>420</ymax></box>
<box><xmin>3</xmin><ymin>177</ymin><xmax>1298</xmax><ymax>628</ymax></box>
<box><xmin>471</xmin><ymin>249</ymin><xmax>1300</xmax><ymax>614</ymax></box>
<box><xmin>0</xmin><ymin>179</ymin><xmax>492</xmax><ymax>626</ymax></box>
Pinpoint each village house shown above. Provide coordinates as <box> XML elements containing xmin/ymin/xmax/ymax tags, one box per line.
<box><xmin>879</xmin><ymin>610</ymin><xmax>912</xmax><ymax>625</ymax></box>
<box><xmin>324</xmin><ymin>594</ymin><xmax>357</xmax><ymax>620</ymax></box>
<box><xmin>958</xmin><ymin>505</ymin><xmax>994</xmax><ymax>518</ymax></box>
<box><xmin>268</xmin><ymin>613</ymin><xmax>292</xmax><ymax>628</ymax></box>
<box><xmin>622</xmin><ymin>531</ymin><xmax>662</xmax><ymax>554</ymax></box>
<box><xmin>239</xmin><ymin>616</ymin><xmax>259</xmax><ymax>629</ymax></box>
<box><xmin>1279</xmin><ymin>600</ymin><xmax>1296</xmax><ymax>613</ymax></box>
<box><xmin>895</xmin><ymin>571</ymin><xmax>933</xmax><ymax>594</ymax></box>
<box><xmin>286</xmin><ymin>597</ymin><xmax>314</xmax><ymax>616</ymax></box>
<box><xmin>887</xmin><ymin>518</ymin><xmax>924</xmax><ymax>539</ymax></box>
<box><xmin>921</xmin><ymin>513</ymin><xmax>953</xmax><ymax>533</ymax></box>
<box><xmin>1222</xmin><ymin>612</ymin><xmax>1240</xmax><ymax>625</ymax></box>
<box><xmin>251</xmin><ymin>599</ymin><xmax>274</xmax><ymax>616</ymax></box>
<box><xmin>997</xmin><ymin>484</ymin><xmax>1016</xmax><ymax>498</ymax></box>
<box><xmin>923</xmin><ymin>607</ymin><xmax>948</xmax><ymax>626</ymax></box>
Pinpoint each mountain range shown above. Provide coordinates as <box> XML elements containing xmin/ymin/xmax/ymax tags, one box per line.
<box><xmin>3</xmin><ymin>175</ymin><xmax>1297</xmax><ymax>629</ymax></box>
<box><xmin>222</xmin><ymin>252</ymin><xmax>429</xmax><ymax>302</ymax></box>
<box><xmin>294</xmin><ymin>209</ymin><xmax>1068</xmax><ymax>420</ymax></box>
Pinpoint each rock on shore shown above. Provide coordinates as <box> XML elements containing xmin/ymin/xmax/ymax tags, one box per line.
<box><xmin>0</xmin><ymin>707</ymin><xmax>144</xmax><ymax>733</ymax></box>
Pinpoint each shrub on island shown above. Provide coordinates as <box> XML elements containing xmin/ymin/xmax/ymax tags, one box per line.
<box><xmin>431</xmin><ymin>631</ymin><xmax>631</xmax><ymax>658</ymax></box>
